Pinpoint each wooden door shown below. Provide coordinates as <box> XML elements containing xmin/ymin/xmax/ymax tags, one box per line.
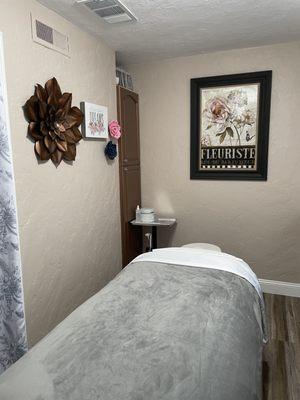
<box><xmin>117</xmin><ymin>86</ymin><xmax>142</xmax><ymax>267</ymax></box>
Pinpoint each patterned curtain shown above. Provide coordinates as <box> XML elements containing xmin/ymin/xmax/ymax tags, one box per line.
<box><xmin>0</xmin><ymin>32</ymin><xmax>27</xmax><ymax>374</ymax></box>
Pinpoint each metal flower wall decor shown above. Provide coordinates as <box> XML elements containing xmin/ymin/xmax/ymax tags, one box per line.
<box><xmin>24</xmin><ymin>77</ymin><xmax>84</xmax><ymax>166</ymax></box>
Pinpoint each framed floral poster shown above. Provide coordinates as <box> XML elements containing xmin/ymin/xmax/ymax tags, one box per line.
<box><xmin>80</xmin><ymin>102</ymin><xmax>108</xmax><ymax>139</ymax></box>
<box><xmin>190</xmin><ymin>71</ymin><xmax>272</xmax><ymax>180</ymax></box>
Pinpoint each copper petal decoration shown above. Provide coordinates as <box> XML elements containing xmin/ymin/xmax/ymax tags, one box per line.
<box><xmin>24</xmin><ymin>77</ymin><xmax>84</xmax><ymax>166</ymax></box>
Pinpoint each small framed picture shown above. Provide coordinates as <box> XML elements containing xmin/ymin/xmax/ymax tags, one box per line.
<box><xmin>190</xmin><ymin>71</ymin><xmax>272</xmax><ymax>180</ymax></box>
<box><xmin>80</xmin><ymin>102</ymin><xmax>108</xmax><ymax>139</ymax></box>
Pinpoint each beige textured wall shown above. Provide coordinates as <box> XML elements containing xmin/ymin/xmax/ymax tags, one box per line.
<box><xmin>0</xmin><ymin>0</ymin><xmax>121</xmax><ymax>345</ymax></box>
<box><xmin>128</xmin><ymin>42</ymin><xmax>300</xmax><ymax>283</ymax></box>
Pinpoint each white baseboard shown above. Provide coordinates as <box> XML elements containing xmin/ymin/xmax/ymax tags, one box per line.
<box><xmin>259</xmin><ymin>279</ymin><xmax>300</xmax><ymax>298</ymax></box>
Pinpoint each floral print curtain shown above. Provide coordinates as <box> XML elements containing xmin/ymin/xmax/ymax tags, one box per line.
<box><xmin>0</xmin><ymin>32</ymin><xmax>27</xmax><ymax>374</ymax></box>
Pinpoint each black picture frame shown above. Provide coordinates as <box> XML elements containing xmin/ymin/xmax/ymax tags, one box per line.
<box><xmin>190</xmin><ymin>71</ymin><xmax>272</xmax><ymax>180</ymax></box>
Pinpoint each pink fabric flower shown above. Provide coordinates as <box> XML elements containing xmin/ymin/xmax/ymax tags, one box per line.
<box><xmin>108</xmin><ymin>120</ymin><xmax>122</xmax><ymax>139</ymax></box>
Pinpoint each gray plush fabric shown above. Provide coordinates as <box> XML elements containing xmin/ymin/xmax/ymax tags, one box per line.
<box><xmin>0</xmin><ymin>262</ymin><xmax>264</xmax><ymax>400</ymax></box>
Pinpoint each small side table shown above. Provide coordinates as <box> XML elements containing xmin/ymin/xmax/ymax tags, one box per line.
<box><xmin>130</xmin><ymin>218</ymin><xmax>176</xmax><ymax>250</ymax></box>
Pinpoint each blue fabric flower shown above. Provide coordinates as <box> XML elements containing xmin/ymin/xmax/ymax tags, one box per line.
<box><xmin>104</xmin><ymin>141</ymin><xmax>117</xmax><ymax>160</ymax></box>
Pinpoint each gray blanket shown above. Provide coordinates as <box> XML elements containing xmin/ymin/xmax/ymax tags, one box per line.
<box><xmin>0</xmin><ymin>262</ymin><xmax>265</xmax><ymax>400</ymax></box>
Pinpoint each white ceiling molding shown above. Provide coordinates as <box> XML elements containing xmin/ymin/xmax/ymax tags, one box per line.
<box><xmin>37</xmin><ymin>0</ymin><xmax>300</xmax><ymax>65</ymax></box>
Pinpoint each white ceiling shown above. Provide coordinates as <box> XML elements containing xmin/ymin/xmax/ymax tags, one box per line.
<box><xmin>37</xmin><ymin>0</ymin><xmax>300</xmax><ymax>65</ymax></box>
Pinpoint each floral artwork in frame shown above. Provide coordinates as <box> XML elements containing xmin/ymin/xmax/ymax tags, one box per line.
<box><xmin>190</xmin><ymin>71</ymin><xmax>272</xmax><ymax>180</ymax></box>
<box><xmin>80</xmin><ymin>102</ymin><xmax>108</xmax><ymax>139</ymax></box>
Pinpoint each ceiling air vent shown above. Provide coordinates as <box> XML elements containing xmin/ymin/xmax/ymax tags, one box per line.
<box><xmin>31</xmin><ymin>14</ymin><xmax>70</xmax><ymax>57</ymax></box>
<box><xmin>76</xmin><ymin>0</ymin><xmax>137</xmax><ymax>24</ymax></box>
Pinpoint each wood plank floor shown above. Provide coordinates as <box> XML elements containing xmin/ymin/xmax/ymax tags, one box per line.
<box><xmin>263</xmin><ymin>293</ymin><xmax>300</xmax><ymax>400</ymax></box>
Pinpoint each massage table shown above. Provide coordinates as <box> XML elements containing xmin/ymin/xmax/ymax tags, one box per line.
<box><xmin>0</xmin><ymin>247</ymin><xmax>266</xmax><ymax>400</ymax></box>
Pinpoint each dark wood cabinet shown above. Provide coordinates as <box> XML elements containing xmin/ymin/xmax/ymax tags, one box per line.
<box><xmin>117</xmin><ymin>86</ymin><xmax>142</xmax><ymax>267</ymax></box>
<box><xmin>120</xmin><ymin>165</ymin><xmax>141</xmax><ymax>222</ymax></box>
<box><xmin>119</xmin><ymin>88</ymin><xmax>140</xmax><ymax>166</ymax></box>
